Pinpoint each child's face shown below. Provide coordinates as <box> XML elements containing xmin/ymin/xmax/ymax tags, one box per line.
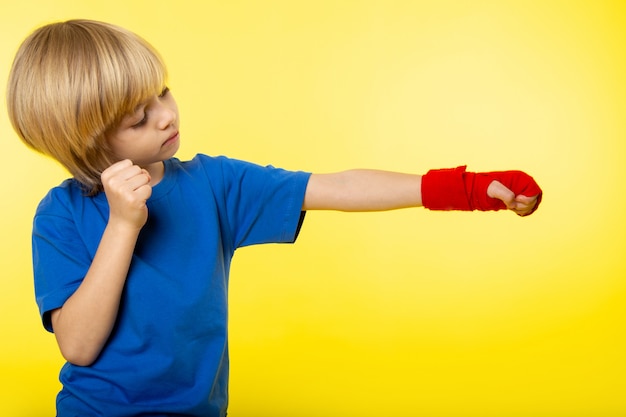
<box><xmin>106</xmin><ymin>87</ymin><xmax>180</xmax><ymax>169</ymax></box>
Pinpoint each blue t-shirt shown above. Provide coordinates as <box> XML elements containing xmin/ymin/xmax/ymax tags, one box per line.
<box><xmin>32</xmin><ymin>154</ymin><xmax>311</xmax><ymax>417</ymax></box>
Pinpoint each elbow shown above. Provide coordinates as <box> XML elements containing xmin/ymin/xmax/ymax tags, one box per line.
<box><xmin>60</xmin><ymin>346</ymin><xmax>99</xmax><ymax>367</ymax></box>
<box><xmin>50</xmin><ymin>308</ymin><xmax>103</xmax><ymax>366</ymax></box>
<box><xmin>57</xmin><ymin>340</ymin><xmax>101</xmax><ymax>367</ymax></box>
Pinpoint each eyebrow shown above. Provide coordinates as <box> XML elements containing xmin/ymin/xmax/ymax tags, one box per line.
<box><xmin>131</xmin><ymin>101</ymin><xmax>148</xmax><ymax>114</ymax></box>
<box><xmin>122</xmin><ymin>101</ymin><xmax>147</xmax><ymax>122</ymax></box>
<box><xmin>124</xmin><ymin>87</ymin><xmax>163</xmax><ymax>122</ymax></box>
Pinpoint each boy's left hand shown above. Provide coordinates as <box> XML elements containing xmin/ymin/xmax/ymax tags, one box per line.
<box><xmin>487</xmin><ymin>180</ymin><xmax>540</xmax><ymax>217</ymax></box>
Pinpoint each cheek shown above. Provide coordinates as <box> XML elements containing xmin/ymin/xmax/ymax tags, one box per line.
<box><xmin>107</xmin><ymin>137</ymin><xmax>126</xmax><ymax>156</ymax></box>
<box><xmin>107</xmin><ymin>131</ymin><xmax>144</xmax><ymax>156</ymax></box>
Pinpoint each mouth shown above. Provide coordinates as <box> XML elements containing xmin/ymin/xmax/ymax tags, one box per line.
<box><xmin>162</xmin><ymin>131</ymin><xmax>180</xmax><ymax>147</ymax></box>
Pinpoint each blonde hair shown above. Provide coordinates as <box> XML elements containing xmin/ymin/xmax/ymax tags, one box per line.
<box><xmin>6</xmin><ymin>19</ymin><xmax>167</xmax><ymax>195</ymax></box>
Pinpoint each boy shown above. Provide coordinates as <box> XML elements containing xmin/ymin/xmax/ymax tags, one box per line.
<box><xmin>7</xmin><ymin>19</ymin><xmax>541</xmax><ymax>417</ymax></box>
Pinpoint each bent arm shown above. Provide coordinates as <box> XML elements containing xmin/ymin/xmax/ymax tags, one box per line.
<box><xmin>303</xmin><ymin>170</ymin><xmax>422</xmax><ymax>211</ymax></box>
<box><xmin>50</xmin><ymin>224</ymin><xmax>140</xmax><ymax>366</ymax></box>
<box><xmin>51</xmin><ymin>160</ymin><xmax>152</xmax><ymax>366</ymax></box>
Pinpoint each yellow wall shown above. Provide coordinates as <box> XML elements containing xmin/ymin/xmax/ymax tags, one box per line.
<box><xmin>1</xmin><ymin>1</ymin><xmax>625</xmax><ymax>416</ymax></box>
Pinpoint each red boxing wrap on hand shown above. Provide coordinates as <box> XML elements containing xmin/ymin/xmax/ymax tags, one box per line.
<box><xmin>421</xmin><ymin>166</ymin><xmax>542</xmax><ymax>215</ymax></box>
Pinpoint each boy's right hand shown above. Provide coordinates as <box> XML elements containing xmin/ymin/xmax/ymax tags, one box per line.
<box><xmin>101</xmin><ymin>159</ymin><xmax>152</xmax><ymax>231</ymax></box>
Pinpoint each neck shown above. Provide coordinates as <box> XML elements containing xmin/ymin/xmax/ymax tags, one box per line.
<box><xmin>144</xmin><ymin>161</ymin><xmax>165</xmax><ymax>186</ymax></box>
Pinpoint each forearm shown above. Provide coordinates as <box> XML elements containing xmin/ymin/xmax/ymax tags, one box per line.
<box><xmin>51</xmin><ymin>223</ymin><xmax>140</xmax><ymax>366</ymax></box>
<box><xmin>303</xmin><ymin>170</ymin><xmax>422</xmax><ymax>211</ymax></box>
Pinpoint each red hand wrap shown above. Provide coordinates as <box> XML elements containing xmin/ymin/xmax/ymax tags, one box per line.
<box><xmin>422</xmin><ymin>166</ymin><xmax>542</xmax><ymax>214</ymax></box>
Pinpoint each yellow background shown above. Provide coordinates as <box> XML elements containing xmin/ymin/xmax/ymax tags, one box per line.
<box><xmin>1</xmin><ymin>1</ymin><xmax>625</xmax><ymax>416</ymax></box>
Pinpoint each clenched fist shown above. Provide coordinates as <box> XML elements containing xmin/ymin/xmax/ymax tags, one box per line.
<box><xmin>101</xmin><ymin>159</ymin><xmax>153</xmax><ymax>231</ymax></box>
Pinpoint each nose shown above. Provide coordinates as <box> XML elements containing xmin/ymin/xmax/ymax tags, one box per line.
<box><xmin>156</xmin><ymin>101</ymin><xmax>177</xmax><ymax>130</ymax></box>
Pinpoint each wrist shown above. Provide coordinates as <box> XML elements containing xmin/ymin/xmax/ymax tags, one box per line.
<box><xmin>105</xmin><ymin>217</ymin><xmax>144</xmax><ymax>238</ymax></box>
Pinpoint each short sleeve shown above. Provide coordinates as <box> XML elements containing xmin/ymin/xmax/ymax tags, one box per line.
<box><xmin>32</xmin><ymin>184</ymin><xmax>102</xmax><ymax>332</ymax></box>
<box><xmin>202</xmin><ymin>156</ymin><xmax>311</xmax><ymax>249</ymax></box>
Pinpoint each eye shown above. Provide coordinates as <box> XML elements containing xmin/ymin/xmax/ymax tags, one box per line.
<box><xmin>129</xmin><ymin>88</ymin><xmax>169</xmax><ymax>128</ymax></box>
<box><xmin>131</xmin><ymin>113</ymin><xmax>148</xmax><ymax>128</ymax></box>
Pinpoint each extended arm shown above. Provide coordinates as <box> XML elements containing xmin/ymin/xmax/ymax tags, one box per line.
<box><xmin>303</xmin><ymin>167</ymin><xmax>541</xmax><ymax>216</ymax></box>
<box><xmin>50</xmin><ymin>160</ymin><xmax>152</xmax><ymax>366</ymax></box>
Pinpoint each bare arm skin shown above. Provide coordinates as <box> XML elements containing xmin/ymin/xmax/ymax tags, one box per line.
<box><xmin>303</xmin><ymin>170</ymin><xmax>423</xmax><ymax>211</ymax></box>
<box><xmin>50</xmin><ymin>160</ymin><xmax>152</xmax><ymax>366</ymax></box>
